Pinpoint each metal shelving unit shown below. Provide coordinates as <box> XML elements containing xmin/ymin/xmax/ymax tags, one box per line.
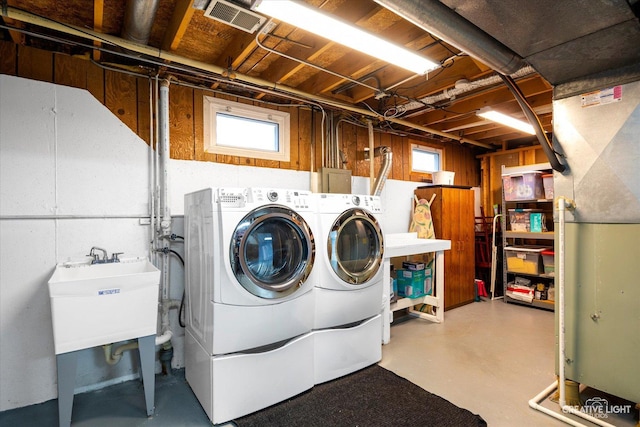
<box><xmin>501</xmin><ymin>163</ymin><xmax>555</xmax><ymax>311</ymax></box>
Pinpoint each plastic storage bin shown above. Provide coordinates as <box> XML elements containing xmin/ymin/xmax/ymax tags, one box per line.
<box><xmin>508</xmin><ymin>209</ymin><xmax>546</xmax><ymax>232</ymax></box>
<box><xmin>505</xmin><ymin>246</ymin><xmax>549</xmax><ymax>275</ymax></box>
<box><xmin>502</xmin><ymin>171</ymin><xmax>544</xmax><ymax>201</ymax></box>
<box><xmin>541</xmin><ymin>249</ymin><xmax>555</xmax><ymax>276</ymax></box>
<box><xmin>542</xmin><ymin>174</ymin><xmax>554</xmax><ymax>200</ymax></box>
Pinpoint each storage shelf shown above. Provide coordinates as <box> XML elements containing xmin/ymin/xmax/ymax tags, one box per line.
<box><xmin>502</xmin><ymin>163</ymin><xmax>554</xmax><ymax>311</ymax></box>
<box><xmin>507</xmin><ymin>271</ymin><xmax>555</xmax><ymax>279</ymax></box>
<box><xmin>504</xmin><ymin>231</ymin><xmax>554</xmax><ymax>240</ymax></box>
<box><xmin>504</xmin><ymin>295</ymin><xmax>555</xmax><ymax>311</ymax></box>
<box><xmin>505</xmin><ymin>198</ymin><xmax>553</xmax><ymax>203</ymax></box>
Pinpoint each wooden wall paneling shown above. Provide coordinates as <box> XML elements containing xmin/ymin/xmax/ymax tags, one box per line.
<box><xmin>480</xmin><ymin>156</ymin><xmax>491</xmax><ymax>214</ymax></box>
<box><xmin>168</xmin><ymin>83</ymin><xmax>195</xmax><ymax>160</ymax></box>
<box><xmin>194</xmin><ymin>88</ymin><xmax>212</xmax><ymax>162</ymax></box>
<box><xmin>490</xmin><ymin>151</ymin><xmax>519</xmax><ymax>212</ymax></box>
<box><xmin>105</xmin><ymin>69</ymin><xmax>138</xmax><ymax>134</ymax></box>
<box><xmin>535</xmin><ymin>148</ymin><xmax>548</xmax><ymax>163</ymax></box>
<box><xmin>136</xmin><ymin>75</ymin><xmax>151</xmax><ymax>146</ymax></box>
<box><xmin>389</xmin><ymin>134</ymin><xmax>404</xmax><ymax>181</ymax></box>
<box><xmin>86</xmin><ymin>60</ymin><xmax>104</xmax><ymax>103</ymax></box>
<box><xmin>313</xmin><ymin>109</ymin><xmax>323</xmax><ymax>172</ymax></box>
<box><xmin>402</xmin><ymin>138</ymin><xmax>412</xmax><ymax>181</ymax></box>
<box><xmin>18</xmin><ymin>45</ymin><xmax>53</xmax><ymax>83</ymax></box>
<box><xmin>279</xmin><ymin>106</ymin><xmax>296</xmax><ymax>170</ymax></box>
<box><xmin>355</xmin><ymin>124</ymin><xmax>369</xmax><ymax>177</ymax></box>
<box><xmin>297</xmin><ymin>108</ymin><xmax>311</xmax><ymax>172</ymax></box>
<box><xmin>53</xmin><ymin>53</ymin><xmax>87</xmax><ymax>89</ymax></box>
<box><xmin>0</xmin><ymin>41</ymin><xmax>17</xmax><ymax>75</ymax></box>
<box><xmin>341</xmin><ymin>121</ymin><xmax>357</xmax><ymax>173</ymax></box>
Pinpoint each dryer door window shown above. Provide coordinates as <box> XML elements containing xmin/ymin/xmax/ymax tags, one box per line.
<box><xmin>231</xmin><ymin>205</ymin><xmax>315</xmax><ymax>299</ymax></box>
<box><xmin>328</xmin><ymin>208</ymin><xmax>384</xmax><ymax>285</ymax></box>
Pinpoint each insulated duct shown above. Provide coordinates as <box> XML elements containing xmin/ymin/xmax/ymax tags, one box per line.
<box><xmin>397</xmin><ymin>66</ymin><xmax>536</xmax><ymax>114</ymax></box>
<box><xmin>373</xmin><ymin>0</ymin><xmax>526</xmax><ymax>75</ymax></box>
<box><xmin>499</xmin><ymin>74</ymin><xmax>566</xmax><ymax>172</ymax></box>
<box><xmin>121</xmin><ymin>0</ymin><xmax>161</xmax><ymax>44</ymax></box>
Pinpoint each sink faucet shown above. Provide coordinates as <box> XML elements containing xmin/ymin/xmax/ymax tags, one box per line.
<box><xmin>88</xmin><ymin>247</ymin><xmax>108</xmax><ymax>264</ymax></box>
<box><xmin>87</xmin><ymin>247</ymin><xmax>123</xmax><ymax>264</ymax></box>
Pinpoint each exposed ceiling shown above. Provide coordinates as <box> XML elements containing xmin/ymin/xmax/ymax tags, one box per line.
<box><xmin>2</xmin><ymin>0</ymin><xmax>639</xmax><ymax>151</ymax></box>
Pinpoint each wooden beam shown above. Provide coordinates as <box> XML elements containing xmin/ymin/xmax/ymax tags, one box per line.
<box><xmin>3</xmin><ymin>17</ymin><xmax>26</xmax><ymax>45</ymax></box>
<box><xmin>162</xmin><ymin>0</ymin><xmax>195</xmax><ymax>52</ymax></box>
<box><xmin>93</xmin><ymin>0</ymin><xmax>104</xmax><ymax>61</ymax></box>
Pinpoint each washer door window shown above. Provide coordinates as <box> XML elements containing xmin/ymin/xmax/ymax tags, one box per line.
<box><xmin>231</xmin><ymin>205</ymin><xmax>315</xmax><ymax>299</ymax></box>
<box><xmin>328</xmin><ymin>208</ymin><xmax>384</xmax><ymax>285</ymax></box>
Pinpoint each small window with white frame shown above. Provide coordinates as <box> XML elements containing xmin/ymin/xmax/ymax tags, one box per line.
<box><xmin>411</xmin><ymin>144</ymin><xmax>442</xmax><ymax>173</ymax></box>
<box><xmin>203</xmin><ymin>96</ymin><xmax>290</xmax><ymax>162</ymax></box>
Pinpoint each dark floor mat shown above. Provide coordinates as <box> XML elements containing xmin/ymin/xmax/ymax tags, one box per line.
<box><xmin>233</xmin><ymin>365</ymin><xmax>487</xmax><ymax>427</ymax></box>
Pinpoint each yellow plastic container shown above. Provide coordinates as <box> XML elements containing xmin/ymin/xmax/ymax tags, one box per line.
<box><xmin>505</xmin><ymin>246</ymin><xmax>549</xmax><ymax>275</ymax></box>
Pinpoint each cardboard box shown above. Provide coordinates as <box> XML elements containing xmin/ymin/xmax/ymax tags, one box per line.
<box><xmin>396</xmin><ymin>268</ymin><xmax>432</xmax><ymax>298</ymax></box>
<box><xmin>402</xmin><ymin>261</ymin><xmax>425</xmax><ymax>271</ymax></box>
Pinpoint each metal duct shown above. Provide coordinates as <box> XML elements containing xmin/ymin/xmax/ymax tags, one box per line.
<box><xmin>372</xmin><ymin>146</ymin><xmax>393</xmax><ymax>196</ymax></box>
<box><xmin>373</xmin><ymin>0</ymin><xmax>526</xmax><ymax>75</ymax></box>
<box><xmin>122</xmin><ymin>0</ymin><xmax>161</xmax><ymax>44</ymax></box>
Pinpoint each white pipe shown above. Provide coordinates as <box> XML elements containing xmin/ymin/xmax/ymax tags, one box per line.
<box><xmin>149</xmin><ymin>76</ymin><xmax>156</xmax><ymax>263</ymax></box>
<box><xmin>528</xmin><ymin>382</ymin><xmax>585</xmax><ymax>427</ymax></box>
<box><xmin>558</xmin><ymin>196</ymin><xmax>568</xmax><ymax>408</ymax></box>
<box><xmin>155</xmin><ymin>330</ymin><xmax>173</xmax><ymax>347</ymax></box>
<box><xmin>159</xmin><ymin>79</ymin><xmax>171</xmax><ymax>234</ymax></box>
<box><xmin>367</xmin><ymin>120</ymin><xmax>375</xmax><ymax>195</ymax></box>
<box><xmin>490</xmin><ymin>214</ymin><xmax>504</xmax><ymax>300</ymax></box>
<box><xmin>158</xmin><ymin>79</ymin><xmax>173</xmax><ymax>351</ymax></box>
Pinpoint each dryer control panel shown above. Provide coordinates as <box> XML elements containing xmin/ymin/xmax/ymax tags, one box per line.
<box><xmin>249</xmin><ymin>188</ymin><xmax>314</xmax><ymax>211</ymax></box>
<box><xmin>317</xmin><ymin>193</ymin><xmax>382</xmax><ymax>213</ymax></box>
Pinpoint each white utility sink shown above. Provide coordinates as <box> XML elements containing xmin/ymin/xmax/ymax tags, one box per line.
<box><xmin>48</xmin><ymin>257</ymin><xmax>160</xmax><ymax>354</ymax></box>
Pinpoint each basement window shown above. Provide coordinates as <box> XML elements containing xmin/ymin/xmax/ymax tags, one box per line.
<box><xmin>411</xmin><ymin>144</ymin><xmax>442</xmax><ymax>173</ymax></box>
<box><xmin>203</xmin><ymin>96</ymin><xmax>290</xmax><ymax>162</ymax></box>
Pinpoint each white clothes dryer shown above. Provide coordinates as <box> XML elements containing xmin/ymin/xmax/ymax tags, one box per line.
<box><xmin>313</xmin><ymin>193</ymin><xmax>385</xmax><ymax>329</ymax></box>
<box><xmin>184</xmin><ymin>187</ymin><xmax>317</xmax><ymax>423</ymax></box>
<box><xmin>184</xmin><ymin>187</ymin><xmax>317</xmax><ymax>355</ymax></box>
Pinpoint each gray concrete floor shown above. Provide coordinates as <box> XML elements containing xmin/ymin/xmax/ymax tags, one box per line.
<box><xmin>381</xmin><ymin>299</ymin><xmax>637</xmax><ymax>427</ymax></box>
<box><xmin>1</xmin><ymin>300</ymin><xmax>636</xmax><ymax>426</ymax></box>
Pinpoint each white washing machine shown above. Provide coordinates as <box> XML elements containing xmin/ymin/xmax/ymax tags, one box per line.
<box><xmin>312</xmin><ymin>193</ymin><xmax>384</xmax><ymax>384</ymax></box>
<box><xmin>184</xmin><ymin>187</ymin><xmax>317</xmax><ymax>424</ymax></box>
<box><xmin>313</xmin><ymin>193</ymin><xmax>385</xmax><ymax>329</ymax></box>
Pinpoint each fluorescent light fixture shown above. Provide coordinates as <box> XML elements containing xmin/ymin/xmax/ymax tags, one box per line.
<box><xmin>253</xmin><ymin>0</ymin><xmax>438</xmax><ymax>75</ymax></box>
<box><xmin>477</xmin><ymin>107</ymin><xmax>536</xmax><ymax>135</ymax></box>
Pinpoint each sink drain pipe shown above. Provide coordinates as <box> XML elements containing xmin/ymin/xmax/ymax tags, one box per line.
<box><xmin>155</xmin><ymin>78</ymin><xmax>174</xmax><ymax>350</ymax></box>
<box><xmin>101</xmin><ymin>78</ymin><xmax>174</xmax><ymax>367</ymax></box>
